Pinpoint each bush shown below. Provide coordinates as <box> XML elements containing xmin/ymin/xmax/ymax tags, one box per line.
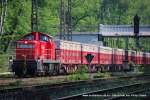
<box><xmin>129</xmin><ymin>61</ymin><xmax>144</xmax><ymax>72</ymax></box>
<box><xmin>75</xmin><ymin>65</ymin><xmax>88</xmax><ymax>74</ymax></box>
<box><xmin>65</xmin><ymin>65</ymin><xmax>88</xmax><ymax>81</ymax></box>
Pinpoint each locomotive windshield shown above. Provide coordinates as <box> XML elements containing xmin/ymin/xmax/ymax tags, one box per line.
<box><xmin>39</xmin><ymin>34</ymin><xmax>49</xmax><ymax>42</ymax></box>
<box><xmin>23</xmin><ymin>34</ymin><xmax>34</xmax><ymax>40</ymax></box>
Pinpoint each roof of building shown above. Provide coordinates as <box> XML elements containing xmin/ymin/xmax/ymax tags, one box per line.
<box><xmin>99</xmin><ymin>24</ymin><xmax>150</xmax><ymax>36</ymax></box>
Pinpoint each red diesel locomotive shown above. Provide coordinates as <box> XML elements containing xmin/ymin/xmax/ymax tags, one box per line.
<box><xmin>11</xmin><ymin>32</ymin><xmax>150</xmax><ymax>76</ymax></box>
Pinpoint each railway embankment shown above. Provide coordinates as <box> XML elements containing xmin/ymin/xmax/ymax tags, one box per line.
<box><xmin>0</xmin><ymin>71</ymin><xmax>145</xmax><ymax>89</ymax></box>
<box><xmin>0</xmin><ymin>65</ymin><xmax>148</xmax><ymax>89</ymax></box>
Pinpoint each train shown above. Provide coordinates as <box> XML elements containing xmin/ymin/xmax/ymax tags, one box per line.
<box><xmin>11</xmin><ymin>32</ymin><xmax>150</xmax><ymax>77</ymax></box>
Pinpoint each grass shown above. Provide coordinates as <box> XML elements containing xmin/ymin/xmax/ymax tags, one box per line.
<box><xmin>0</xmin><ymin>54</ymin><xmax>9</xmax><ymax>73</ymax></box>
<box><xmin>8</xmin><ymin>80</ymin><xmax>22</xmax><ymax>86</ymax></box>
<box><xmin>94</xmin><ymin>72</ymin><xmax>112</xmax><ymax>79</ymax></box>
<box><xmin>143</xmin><ymin>65</ymin><xmax>150</xmax><ymax>74</ymax></box>
<box><xmin>65</xmin><ymin>73</ymin><xmax>89</xmax><ymax>81</ymax></box>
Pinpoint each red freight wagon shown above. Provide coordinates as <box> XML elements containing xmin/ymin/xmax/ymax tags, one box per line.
<box><xmin>143</xmin><ymin>52</ymin><xmax>150</xmax><ymax>65</ymax></box>
<box><xmin>54</xmin><ymin>40</ymin><xmax>82</xmax><ymax>73</ymax></box>
<box><xmin>82</xmin><ymin>44</ymin><xmax>98</xmax><ymax>64</ymax></box>
<box><xmin>128</xmin><ymin>50</ymin><xmax>136</xmax><ymax>64</ymax></box>
<box><xmin>55</xmin><ymin>40</ymin><xmax>81</xmax><ymax>64</ymax></box>
<box><xmin>136</xmin><ymin>51</ymin><xmax>143</xmax><ymax>64</ymax></box>
<box><xmin>114</xmin><ymin>49</ymin><xmax>124</xmax><ymax>65</ymax></box>
<box><xmin>148</xmin><ymin>53</ymin><xmax>150</xmax><ymax>64</ymax></box>
<box><xmin>99</xmin><ymin>46</ymin><xmax>112</xmax><ymax>65</ymax></box>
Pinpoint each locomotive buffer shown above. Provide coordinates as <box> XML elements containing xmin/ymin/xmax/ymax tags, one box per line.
<box><xmin>85</xmin><ymin>54</ymin><xmax>94</xmax><ymax>79</ymax></box>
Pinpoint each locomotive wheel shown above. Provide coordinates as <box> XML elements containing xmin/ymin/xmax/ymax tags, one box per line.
<box><xmin>27</xmin><ymin>66</ymin><xmax>36</xmax><ymax>76</ymax></box>
<box><xmin>43</xmin><ymin>64</ymin><xmax>49</xmax><ymax>76</ymax></box>
<box><xmin>52</xmin><ymin>64</ymin><xmax>59</xmax><ymax>75</ymax></box>
<box><xmin>14</xmin><ymin>67</ymin><xmax>22</xmax><ymax>77</ymax></box>
<box><xmin>14</xmin><ymin>66</ymin><xmax>27</xmax><ymax>77</ymax></box>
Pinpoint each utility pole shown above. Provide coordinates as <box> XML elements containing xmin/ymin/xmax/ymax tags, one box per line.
<box><xmin>60</xmin><ymin>0</ymin><xmax>72</xmax><ymax>40</ymax></box>
<box><xmin>134</xmin><ymin>14</ymin><xmax>140</xmax><ymax>48</ymax></box>
<box><xmin>124</xmin><ymin>35</ymin><xmax>129</xmax><ymax>71</ymax></box>
<box><xmin>31</xmin><ymin>0</ymin><xmax>38</xmax><ymax>32</ymax></box>
<box><xmin>0</xmin><ymin>0</ymin><xmax>7</xmax><ymax>35</ymax></box>
<box><xmin>0</xmin><ymin>0</ymin><xmax>7</xmax><ymax>51</ymax></box>
<box><xmin>66</xmin><ymin>0</ymin><xmax>72</xmax><ymax>41</ymax></box>
<box><xmin>116</xmin><ymin>33</ymin><xmax>119</xmax><ymax>48</ymax></box>
<box><xmin>98</xmin><ymin>0</ymin><xmax>101</xmax><ymax>42</ymax></box>
<box><xmin>60</xmin><ymin>0</ymin><xmax>66</xmax><ymax>40</ymax></box>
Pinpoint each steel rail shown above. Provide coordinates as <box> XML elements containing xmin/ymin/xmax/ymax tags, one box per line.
<box><xmin>105</xmin><ymin>88</ymin><xmax>150</xmax><ymax>100</ymax></box>
<box><xmin>57</xmin><ymin>80</ymin><xmax>150</xmax><ymax>100</ymax></box>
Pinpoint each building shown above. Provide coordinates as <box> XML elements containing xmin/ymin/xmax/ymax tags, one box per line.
<box><xmin>56</xmin><ymin>32</ymin><xmax>103</xmax><ymax>46</ymax></box>
<box><xmin>56</xmin><ymin>24</ymin><xmax>150</xmax><ymax>46</ymax></box>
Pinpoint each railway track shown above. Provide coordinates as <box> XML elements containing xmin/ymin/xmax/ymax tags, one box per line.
<box><xmin>0</xmin><ymin>73</ymin><xmax>150</xmax><ymax>100</ymax></box>
<box><xmin>97</xmin><ymin>81</ymin><xmax>150</xmax><ymax>100</ymax></box>
<box><xmin>57</xmin><ymin>75</ymin><xmax>150</xmax><ymax>100</ymax></box>
<box><xmin>61</xmin><ymin>82</ymin><xmax>150</xmax><ymax>100</ymax></box>
<box><xmin>105</xmin><ymin>88</ymin><xmax>150</xmax><ymax>100</ymax></box>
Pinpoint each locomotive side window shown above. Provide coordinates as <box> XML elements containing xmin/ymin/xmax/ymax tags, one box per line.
<box><xmin>23</xmin><ymin>34</ymin><xmax>34</xmax><ymax>40</ymax></box>
<box><xmin>40</xmin><ymin>34</ymin><xmax>49</xmax><ymax>42</ymax></box>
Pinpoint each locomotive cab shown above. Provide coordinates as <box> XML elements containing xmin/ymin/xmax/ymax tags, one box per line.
<box><xmin>12</xmin><ymin>32</ymin><xmax>55</xmax><ymax>76</ymax></box>
<box><xmin>16</xmin><ymin>33</ymin><xmax>36</xmax><ymax>60</ymax></box>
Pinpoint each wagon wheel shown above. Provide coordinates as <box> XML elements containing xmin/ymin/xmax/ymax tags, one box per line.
<box><xmin>59</xmin><ymin>67</ymin><xmax>67</xmax><ymax>75</ymax></box>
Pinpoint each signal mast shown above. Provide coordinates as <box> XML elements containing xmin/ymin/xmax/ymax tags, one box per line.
<box><xmin>31</xmin><ymin>0</ymin><xmax>38</xmax><ymax>32</ymax></box>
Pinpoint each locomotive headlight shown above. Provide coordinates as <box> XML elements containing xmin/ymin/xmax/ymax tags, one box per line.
<box><xmin>25</xmin><ymin>41</ymin><xmax>27</xmax><ymax>44</ymax></box>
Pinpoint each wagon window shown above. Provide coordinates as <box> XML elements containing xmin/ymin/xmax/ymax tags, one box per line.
<box><xmin>40</xmin><ymin>34</ymin><xmax>49</xmax><ymax>42</ymax></box>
